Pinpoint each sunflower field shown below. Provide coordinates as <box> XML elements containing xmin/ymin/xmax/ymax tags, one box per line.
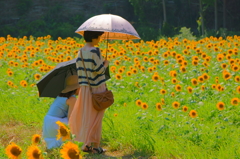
<box><xmin>0</xmin><ymin>35</ymin><xmax>239</xmax><ymax>159</ymax></box>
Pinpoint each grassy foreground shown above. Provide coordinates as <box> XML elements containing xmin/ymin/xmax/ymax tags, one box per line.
<box><xmin>0</xmin><ymin>35</ymin><xmax>239</xmax><ymax>158</ymax></box>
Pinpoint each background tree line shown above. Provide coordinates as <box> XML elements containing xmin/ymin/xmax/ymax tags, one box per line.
<box><xmin>0</xmin><ymin>0</ymin><xmax>239</xmax><ymax>41</ymax></box>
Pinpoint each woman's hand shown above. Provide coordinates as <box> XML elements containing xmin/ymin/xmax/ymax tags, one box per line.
<box><xmin>103</xmin><ymin>60</ymin><xmax>109</xmax><ymax>68</ymax></box>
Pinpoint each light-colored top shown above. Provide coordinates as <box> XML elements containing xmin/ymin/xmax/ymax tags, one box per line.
<box><xmin>76</xmin><ymin>47</ymin><xmax>106</xmax><ymax>87</ymax></box>
<box><xmin>47</xmin><ymin>96</ymin><xmax>69</xmax><ymax>118</ymax></box>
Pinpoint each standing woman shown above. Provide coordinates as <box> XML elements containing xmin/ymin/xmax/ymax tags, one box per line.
<box><xmin>69</xmin><ymin>31</ymin><xmax>109</xmax><ymax>154</ymax></box>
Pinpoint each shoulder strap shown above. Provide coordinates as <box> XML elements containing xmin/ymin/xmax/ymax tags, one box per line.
<box><xmin>80</xmin><ymin>49</ymin><xmax>92</xmax><ymax>93</ymax></box>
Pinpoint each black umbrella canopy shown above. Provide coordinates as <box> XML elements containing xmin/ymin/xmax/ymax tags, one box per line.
<box><xmin>37</xmin><ymin>58</ymin><xmax>77</xmax><ymax>98</ymax></box>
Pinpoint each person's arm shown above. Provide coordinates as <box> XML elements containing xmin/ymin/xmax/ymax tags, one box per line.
<box><xmin>66</xmin><ymin>96</ymin><xmax>77</xmax><ymax>119</ymax></box>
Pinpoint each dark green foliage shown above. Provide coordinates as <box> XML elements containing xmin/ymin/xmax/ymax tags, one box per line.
<box><xmin>136</xmin><ymin>24</ymin><xmax>160</xmax><ymax>41</ymax></box>
<box><xmin>1</xmin><ymin>0</ymin><xmax>240</xmax><ymax>40</ymax></box>
<box><xmin>17</xmin><ymin>0</ymin><xmax>32</xmax><ymax>16</ymax></box>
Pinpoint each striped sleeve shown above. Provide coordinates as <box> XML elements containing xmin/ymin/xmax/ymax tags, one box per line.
<box><xmin>91</xmin><ymin>48</ymin><xmax>105</xmax><ymax>74</ymax></box>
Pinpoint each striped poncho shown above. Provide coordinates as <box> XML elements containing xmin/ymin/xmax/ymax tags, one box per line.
<box><xmin>76</xmin><ymin>47</ymin><xmax>106</xmax><ymax>87</ymax></box>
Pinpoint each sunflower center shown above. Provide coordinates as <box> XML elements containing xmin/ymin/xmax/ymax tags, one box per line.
<box><xmin>33</xmin><ymin>149</ymin><xmax>40</xmax><ymax>158</ymax></box>
<box><xmin>34</xmin><ymin>137</ymin><xmax>40</xmax><ymax>143</ymax></box>
<box><xmin>68</xmin><ymin>148</ymin><xmax>79</xmax><ymax>159</ymax></box>
<box><xmin>219</xmin><ymin>104</ymin><xmax>224</xmax><ymax>108</ymax></box>
<box><xmin>232</xmin><ymin>100</ymin><xmax>237</xmax><ymax>104</ymax></box>
<box><xmin>10</xmin><ymin>146</ymin><xmax>21</xmax><ymax>156</ymax></box>
<box><xmin>60</xmin><ymin>126</ymin><xmax>68</xmax><ymax>136</ymax></box>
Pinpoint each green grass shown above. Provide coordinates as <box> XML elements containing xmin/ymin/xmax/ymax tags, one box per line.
<box><xmin>0</xmin><ymin>35</ymin><xmax>239</xmax><ymax>158</ymax></box>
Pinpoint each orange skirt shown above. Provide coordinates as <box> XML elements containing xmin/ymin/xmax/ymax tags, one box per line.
<box><xmin>69</xmin><ymin>84</ymin><xmax>106</xmax><ymax>145</ymax></box>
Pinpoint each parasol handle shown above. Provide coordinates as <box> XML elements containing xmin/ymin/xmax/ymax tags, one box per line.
<box><xmin>105</xmin><ymin>32</ymin><xmax>109</xmax><ymax>60</ymax></box>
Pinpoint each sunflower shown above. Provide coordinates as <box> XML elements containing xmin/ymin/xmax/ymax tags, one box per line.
<box><xmin>237</xmin><ymin>86</ymin><xmax>240</xmax><ymax>94</ymax></box>
<box><xmin>152</xmin><ymin>74</ymin><xmax>160</xmax><ymax>82</ymax></box>
<box><xmin>114</xmin><ymin>113</ymin><xmax>118</xmax><ymax>117</ymax></box>
<box><xmin>115</xmin><ymin>74</ymin><xmax>122</xmax><ymax>80</ymax></box>
<box><xmin>227</xmin><ymin>49</ymin><xmax>233</xmax><ymax>54</ymax></box>
<box><xmin>175</xmin><ymin>84</ymin><xmax>182</xmax><ymax>92</ymax></box>
<box><xmin>118</xmin><ymin>68</ymin><xmax>124</xmax><ymax>74</ymax></box>
<box><xmin>171</xmin><ymin>78</ymin><xmax>178</xmax><ymax>84</ymax></box>
<box><xmin>148</xmin><ymin>67</ymin><xmax>153</xmax><ymax>73</ymax></box>
<box><xmin>135</xmin><ymin>99</ymin><xmax>142</xmax><ymax>106</ymax></box>
<box><xmin>216</xmin><ymin>102</ymin><xmax>225</xmax><ymax>111</ymax></box>
<box><xmin>198</xmin><ymin>76</ymin><xmax>204</xmax><ymax>83</ymax></box>
<box><xmin>27</xmin><ymin>145</ymin><xmax>43</xmax><ymax>159</ymax></box>
<box><xmin>56</xmin><ymin>121</ymin><xmax>71</xmax><ymax>141</ymax></box>
<box><xmin>223</xmin><ymin>71</ymin><xmax>231</xmax><ymax>80</ymax></box>
<box><xmin>191</xmin><ymin>78</ymin><xmax>198</xmax><ymax>86</ymax></box>
<box><xmin>201</xmin><ymin>85</ymin><xmax>205</xmax><ymax>91</ymax></box>
<box><xmin>114</xmin><ymin>60</ymin><xmax>120</xmax><ymax>66</ymax></box>
<box><xmin>148</xmin><ymin>57</ymin><xmax>155</xmax><ymax>63</ymax></box>
<box><xmin>7</xmin><ymin>71</ymin><xmax>14</xmax><ymax>76</ymax></box>
<box><xmin>143</xmin><ymin>56</ymin><xmax>149</xmax><ymax>62</ymax></box>
<box><xmin>182</xmin><ymin>49</ymin><xmax>189</xmax><ymax>55</ymax></box>
<box><xmin>169</xmin><ymin>70</ymin><xmax>177</xmax><ymax>77</ymax></box>
<box><xmin>177</xmin><ymin>58</ymin><xmax>183</xmax><ymax>64</ymax></box>
<box><xmin>182</xmin><ymin>61</ymin><xmax>188</xmax><ymax>66</ymax></box>
<box><xmin>123</xmin><ymin>103</ymin><xmax>127</xmax><ymax>107</ymax></box>
<box><xmin>14</xmin><ymin>62</ymin><xmax>19</xmax><ymax>67</ymax></box>
<box><xmin>172</xmin><ymin>101</ymin><xmax>180</xmax><ymax>109</ymax></box>
<box><xmin>229</xmin><ymin>59</ymin><xmax>235</xmax><ymax>65</ymax></box>
<box><xmin>154</xmin><ymin>60</ymin><xmax>160</xmax><ymax>65</ymax></box>
<box><xmin>160</xmin><ymin>89</ymin><xmax>167</xmax><ymax>95</ymax></box>
<box><xmin>126</xmin><ymin>71</ymin><xmax>132</xmax><ymax>76</ymax></box>
<box><xmin>134</xmin><ymin>82</ymin><xmax>140</xmax><ymax>88</ymax></box>
<box><xmin>216</xmin><ymin>54</ymin><xmax>224</xmax><ymax>61</ymax></box>
<box><xmin>226</xmin><ymin>54</ymin><xmax>231</xmax><ymax>60</ymax></box>
<box><xmin>5</xmin><ymin>142</ymin><xmax>22</xmax><ymax>159</ymax></box>
<box><xmin>161</xmin><ymin>98</ymin><xmax>165</xmax><ymax>105</ymax></box>
<box><xmin>7</xmin><ymin>81</ymin><xmax>14</xmax><ymax>87</ymax></box>
<box><xmin>187</xmin><ymin>86</ymin><xmax>193</xmax><ymax>93</ymax></box>
<box><xmin>34</xmin><ymin>74</ymin><xmax>41</xmax><ymax>80</ymax></box>
<box><xmin>180</xmin><ymin>66</ymin><xmax>187</xmax><ymax>73</ymax></box>
<box><xmin>20</xmin><ymin>80</ymin><xmax>28</xmax><ymax>87</ymax></box>
<box><xmin>156</xmin><ymin>103</ymin><xmax>162</xmax><ymax>111</ymax></box>
<box><xmin>214</xmin><ymin>83</ymin><xmax>221</xmax><ymax>91</ymax></box>
<box><xmin>60</xmin><ymin>142</ymin><xmax>82</xmax><ymax>159</ymax></box>
<box><xmin>192</xmin><ymin>60</ymin><xmax>198</xmax><ymax>66</ymax></box>
<box><xmin>202</xmin><ymin>73</ymin><xmax>210</xmax><ymax>81</ymax></box>
<box><xmin>231</xmin><ymin>98</ymin><xmax>239</xmax><ymax>106</ymax></box>
<box><xmin>141</xmin><ymin>102</ymin><xmax>148</xmax><ymax>110</ymax></box>
<box><xmin>163</xmin><ymin>60</ymin><xmax>169</xmax><ymax>66</ymax></box>
<box><xmin>231</xmin><ymin>64</ymin><xmax>239</xmax><ymax>72</ymax></box>
<box><xmin>110</xmin><ymin>66</ymin><xmax>116</xmax><ymax>73</ymax></box>
<box><xmin>189</xmin><ymin>110</ymin><xmax>198</xmax><ymax>118</ymax></box>
<box><xmin>171</xmin><ymin>92</ymin><xmax>175</xmax><ymax>97</ymax></box>
<box><xmin>131</xmin><ymin>68</ymin><xmax>138</xmax><ymax>74</ymax></box>
<box><xmin>182</xmin><ymin>106</ymin><xmax>188</xmax><ymax>112</ymax></box>
<box><xmin>161</xmin><ymin>52</ymin><xmax>168</xmax><ymax>58</ymax></box>
<box><xmin>32</xmin><ymin>134</ymin><xmax>41</xmax><ymax>145</ymax></box>
<box><xmin>235</xmin><ymin>76</ymin><xmax>240</xmax><ymax>82</ymax></box>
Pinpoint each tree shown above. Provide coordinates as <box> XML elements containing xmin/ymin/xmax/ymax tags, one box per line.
<box><xmin>223</xmin><ymin>0</ymin><xmax>226</xmax><ymax>28</ymax></box>
<box><xmin>214</xmin><ymin>0</ymin><xmax>218</xmax><ymax>30</ymax></box>
<box><xmin>162</xmin><ymin>0</ymin><xmax>167</xmax><ymax>24</ymax></box>
<box><xmin>199</xmin><ymin>0</ymin><xmax>205</xmax><ymax>36</ymax></box>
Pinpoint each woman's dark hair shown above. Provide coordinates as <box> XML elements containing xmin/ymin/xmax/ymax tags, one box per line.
<box><xmin>59</xmin><ymin>89</ymin><xmax>77</xmax><ymax>98</ymax></box>
<box><xmin>84</xmin><ymin>31</ymin><xmax>104</xmax><ymax>42</ymax></box>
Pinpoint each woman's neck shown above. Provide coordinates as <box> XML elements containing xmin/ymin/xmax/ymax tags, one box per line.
<box><xmin>85</xmin><ymin>42</ymin><xmax>95</xmax><ymax>47</ymax></box>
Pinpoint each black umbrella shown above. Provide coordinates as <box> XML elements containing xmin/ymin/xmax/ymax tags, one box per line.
<box><xmin>37</xmin><ymin>58</ymin><xmax>110</xmax><ymax>98</ymax></box>
<box><xmin>37</xmin><ymin>58</ymin><xmax>77</xmax><ymax>98</ymax></box>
